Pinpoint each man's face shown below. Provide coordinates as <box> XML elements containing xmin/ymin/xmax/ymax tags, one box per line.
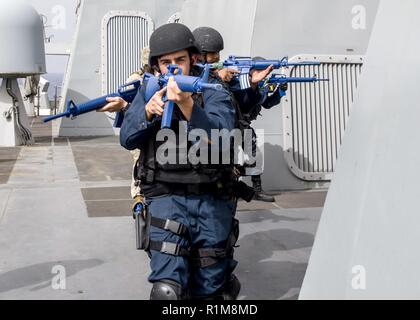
<box><xmin>194</xmin><ymin>53</ymin><xmax>206</xmax><ymax>64</ymax></box>
<box><xmin>158</xmin><ymin>50</ymin><xmax>191</xmax><ymax>75</ymax></box>
<box><xmin>206</xmin><ymin>52</ymin><xmax>220</xmax><ymax>64</ymax></box>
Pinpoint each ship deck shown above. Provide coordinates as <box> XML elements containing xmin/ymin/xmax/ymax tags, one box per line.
<box><xmin>0</xmin><ymin>117</ymin><xmax>326</xmax><ymax>300</ymax></box>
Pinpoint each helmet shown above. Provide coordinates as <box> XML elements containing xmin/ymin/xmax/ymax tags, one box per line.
<box><xmin>192</xmin><ymin>26</ymin><xmax>224</xmax><ymax>53</ymax></box>
<box><xmin>149</xmin><ymin>23</ymin><xmax>200</xmax><ymax>66</ymax></box>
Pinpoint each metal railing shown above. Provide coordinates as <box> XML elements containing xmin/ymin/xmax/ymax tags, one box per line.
<box><xmin>52</xmin><ymin>85</ymin><xmax>62</xmax><ymax>115</ymax></box>
<box><xmin>34</xmin><ymin>84</ymin><xmax>62</xmax><ymax>117</ymax></box>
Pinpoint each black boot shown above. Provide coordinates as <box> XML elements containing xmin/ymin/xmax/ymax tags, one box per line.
<box><xmin>222</xmin><ymin>274</ymin><xmax>241</xmax><ymax>300</ymax></box>
<box><xmin>252</xmin><ymin>175</ymin><xmax>275</xmax><ymax>203</ymax></box>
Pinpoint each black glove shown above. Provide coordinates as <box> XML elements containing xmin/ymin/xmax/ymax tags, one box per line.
<box><xmin>280</xmin><ymin>82</ymin><xmax>288</xmax><ymax>92</ymax></box>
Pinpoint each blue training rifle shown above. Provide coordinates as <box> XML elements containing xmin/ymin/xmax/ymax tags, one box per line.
<box><xmin>210</xmin><ymin>56</ymin><xmax>322</xmax><ymax>90</ymax></box>
<box><xmin>259</xmin><ymin>74</ymin><xmax>329</xmax><ymax>97</ymax></box>
<box><xmin>42</xmin><ymin>79</ymin><xmax>143</xmax><ymax>127</ymax></box>
<box><xmin>144</xmin><ymin>64</ymin><xmax>223</xmax><ymax>129</ymax></box>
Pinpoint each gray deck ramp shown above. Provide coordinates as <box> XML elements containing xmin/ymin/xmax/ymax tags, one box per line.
<box><xmin>0</xmin><ymin>118</ymin><xmax>324</xmax><ymax>299</ymax></box>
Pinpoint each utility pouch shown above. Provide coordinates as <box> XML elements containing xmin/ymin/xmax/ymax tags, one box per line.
<box><xmin>133</xmin><ymin>201</ymin><xmax>150</xmax><ymax>251</ymax></box>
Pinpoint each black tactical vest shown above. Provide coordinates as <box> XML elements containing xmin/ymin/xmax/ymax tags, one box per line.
<box><xmin>137</xmin><ymin>90</ymin><xmax>238</xmax><ymax>197</ymax></box>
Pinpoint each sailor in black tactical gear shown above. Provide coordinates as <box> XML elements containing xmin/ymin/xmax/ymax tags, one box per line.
<box><xmin>239</xmin><ymin>57</ymin><xmax>286</xmax><ymax>202</ymax></box>
<box><xmin>192</xmin><ymin>26</ymin><xmax>238</xmax><ymax>83</ymax></box>
<box><xmin>193</xmin><ymin>26</ymin><xmax>283</xmax><ymax>202</ymax></box>
<box><xmin>120</xmin><ymin>23</ymin><xmax>242</xmax><ymax>300</ymax></box>
<box><xmin>192</xmin><ymin>26</ymin><xmax>224</xmax><ymax>63</ymax></box>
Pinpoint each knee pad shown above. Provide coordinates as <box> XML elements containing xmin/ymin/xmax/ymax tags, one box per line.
<box><xmin>150</xmin><ymin>280</ymin><xmax>186</xmax><ymax>300</ymax></box>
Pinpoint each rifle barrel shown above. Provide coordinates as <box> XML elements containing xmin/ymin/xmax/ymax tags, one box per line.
<box><xmin>43</xmin><ymin>111</ymin><xmax>71</xmax><ymax>123</ymax></box>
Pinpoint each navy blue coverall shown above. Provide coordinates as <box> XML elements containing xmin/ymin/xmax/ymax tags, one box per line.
<box><xmin>120</xmin><ymin>71</ymin><xmax>238</xmax><ymax>297</ymax></box>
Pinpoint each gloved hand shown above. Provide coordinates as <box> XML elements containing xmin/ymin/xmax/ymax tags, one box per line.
<box><xmin>132</xmin><ymin>195</ymin><xmax>145</xmax><ymax>219</ymax></box>
<box><xmin>279</xmin><ymin>82</ymin><xmax>288</xmax><ymax>97</ymax></box>
<box><xmin>280</xmin><ymin>82</ymin><xmax>288</xmax><ymax>93</ymax></box>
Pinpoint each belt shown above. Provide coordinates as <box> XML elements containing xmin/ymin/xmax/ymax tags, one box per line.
<box><xmin>169</xmin><ymin>183</ymin><xmax>222</xmax><ymax>196</ymax></box>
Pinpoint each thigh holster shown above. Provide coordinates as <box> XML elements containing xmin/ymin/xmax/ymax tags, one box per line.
<box><xmin>133</xmin><ymin>198</ymin><xmax>150</xmax><ymax>251</ymax></box>
<box><xmin>134</xmin><ymin>203</ymin><xmax>191</xmax><ymax>258</ymax></box>
<box><xmin>135</xmin><ymin>205</ymin><xmax>240</xmax><ymax>269</ymax></box>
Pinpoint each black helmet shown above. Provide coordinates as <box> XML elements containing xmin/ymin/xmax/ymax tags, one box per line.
<box><xmin>149</xmin><ymin>23</ymin><xmax>200</xmax><ymax>66</ymax></box>
<box><xmin>192</xmin><ymin>27</ymin><xmax>224</xmax><ymax>53</ymax></box>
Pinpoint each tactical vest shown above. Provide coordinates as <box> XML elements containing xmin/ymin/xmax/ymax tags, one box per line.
<box><xmin>211</xmin><ymin>71</ymin><xmax>257</xmax><ymax>176</ymax></box>
<box><xmin>212</xmin><ymin>71</ymin><xmax>251</xmax><ymax>132</ymax></box>
<box><xmin>137</xmin><ymin>91</ymin><xmax>236</xmax><ymax>197</ymax></box>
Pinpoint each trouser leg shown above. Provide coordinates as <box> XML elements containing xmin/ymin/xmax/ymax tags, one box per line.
<box><xmin>188</xmin><ymin>195</ymin><xmax>239</xmax><ymax>298</ymax></box>
<box><xmin>146</xmin><ymin>195</ymin><xmax>190</xmax><ymax>297</ymax></box>
<box><xmin>145</xmin><ymin>194</ymin><xmax>240</xmax><ymax>300</ymax></box>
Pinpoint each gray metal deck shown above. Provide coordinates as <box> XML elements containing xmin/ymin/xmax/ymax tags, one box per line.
<box><xmin>0</xmin><ymin>117</ymin><xmax>324</xmax><ymax>300</ymax></box>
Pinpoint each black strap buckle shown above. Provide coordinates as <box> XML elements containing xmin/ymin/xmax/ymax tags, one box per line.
<box><xmin>161</xmin><ymin>242</ymin><xmax>181</xmax><ymax>255</ymax></box>
<box><xmin>150</xmin><ymin>217</ymin><xmax>188</xmax><ymax>237</ymax></box>
<box><xmin>196</xmin><ymin>257</ymin><xmax>218</xmax><ymax>268</ymax></box>
<box><xmin>164</xmin><ymin>219</ymin><xmax>188</xmax><ymax>236</ymax></box>
<box><xmin>145</xmin><ymin>169</ymin><xmax>155</xmax><ymax>183</ymax></box>
<box><xmin>149</xmin><ymin>240</ymin><xmax>190</xmax><ymax>257</ymax></box>
<box><xmin>191</xmin><ymin>248</ymin><xmax>228</xmax><ymax>268</ymax></box>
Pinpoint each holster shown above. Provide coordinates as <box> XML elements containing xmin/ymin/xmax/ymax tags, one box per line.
<box><xmin>133</xmin><ymin>200</ymin><xmax>151</xmax><ymax>251</ymax></box>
